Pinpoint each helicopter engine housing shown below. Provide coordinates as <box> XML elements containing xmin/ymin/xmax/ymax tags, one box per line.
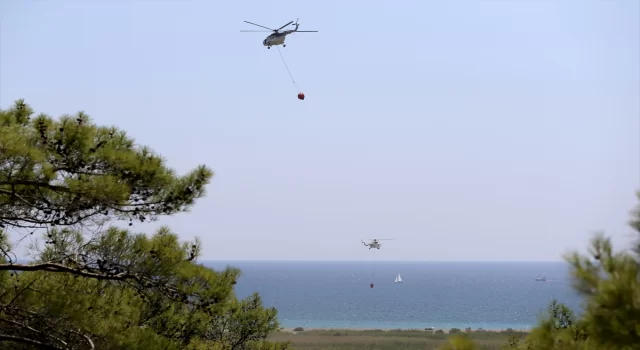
<box><xmin>264</xmin><ymin>34</ymin><xmax>286</xmax><ymax>47</ymax></box>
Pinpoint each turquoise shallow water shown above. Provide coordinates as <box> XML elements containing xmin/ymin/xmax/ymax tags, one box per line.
<box><xmin>204</xmin><ymin>261</ymin><xmax>582</xmax><ymax>330</ymax></box>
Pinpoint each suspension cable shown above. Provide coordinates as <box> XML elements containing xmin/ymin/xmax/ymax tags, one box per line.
<box><xmin>276</xmin><ymin>46</ymin><xmax>299</xmax><ymax>91</ymax></box>
<box><xmin>372</xmin><ymin>249</ymin><xmax>376</xmax><ymax>277</ymax></box>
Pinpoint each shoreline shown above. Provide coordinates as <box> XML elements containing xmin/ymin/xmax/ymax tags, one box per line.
<box><xmin>279</xmin><ymin>327</ymin><xmax>531</xmax><ymax>333</ymax></box>
<box><xmin>269</xmin><ymin>326</ymin><xmax>532</xmax><ymax>349</ymax></box>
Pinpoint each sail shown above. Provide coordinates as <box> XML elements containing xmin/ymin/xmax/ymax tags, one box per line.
<box><xmin>395</xmin><ymin>273</ymin><xmax>403</xmax><ymax>283</ymax></box>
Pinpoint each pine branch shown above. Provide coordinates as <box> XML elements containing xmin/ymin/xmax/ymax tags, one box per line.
<box><xmin>0</xmin><ymin>334</ymin><xmax>63</xmax><ymax>349</ymax></box>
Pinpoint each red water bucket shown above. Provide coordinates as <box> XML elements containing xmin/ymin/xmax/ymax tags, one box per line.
<box><xmin>298</xmin><ymin>92</ymin><xmax>305</xmax><ymax>100</ymax></box>
<box><xmin>370</xmin><ymin>283</ymin><xmax>374</xmax><ymax>288</ymax></box>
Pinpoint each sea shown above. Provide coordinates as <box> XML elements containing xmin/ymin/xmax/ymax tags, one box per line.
<box><xmin>203</xmin><ymin>261</ymin><xmax>583</xmax><ymax>331</ymax></box>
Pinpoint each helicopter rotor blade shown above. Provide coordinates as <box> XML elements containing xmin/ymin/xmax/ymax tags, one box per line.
<box><xmin>276</xmin><ymin>21</ymin><xmax>294</xmax><ymax>31</ymax></box>
<box><xmin>243</xmin><ymin>21</ymin><xmax>276</xmax><ymax>31</ymax></box>
<box><xmin>240</xmin><ymin>30</ymin><xmax>273</xmax><ymax>32</ymax></box>
<box><xmin>294</xmin><ymin>30</ymin><xmax>318</xmax><ymax>32</ymax></box>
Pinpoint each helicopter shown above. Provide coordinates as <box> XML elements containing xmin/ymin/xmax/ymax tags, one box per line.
<box><xmin>361</xmin><ymin>238</ymin><xmax>395</xmax><ymax>250</ymax></box>
<box><xmin>241</xmin><ymin>18</ymin><xmax>318</xmax><ymax>49</ymax></box>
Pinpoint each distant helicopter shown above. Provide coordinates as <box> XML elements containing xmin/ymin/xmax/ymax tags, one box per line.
<box><xmin>240</xmin><ymin>18</ymin><xmax>318</xmax><ymax>49</ymax></box>
<box><xmin>361</xmin><ymin>238</ymin><xmax>395</xmax><ymax>250</ymax></box>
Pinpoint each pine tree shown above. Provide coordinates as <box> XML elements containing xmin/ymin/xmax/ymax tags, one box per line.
<box><xmin>0</xmin><ymin>100</ymin><xmax>287</xmax><ymax>349</ymax></box>
<box><xmin>506</xmin><ymin>192</ymin><xmax>640</xmax><ymax>350</ymax></box>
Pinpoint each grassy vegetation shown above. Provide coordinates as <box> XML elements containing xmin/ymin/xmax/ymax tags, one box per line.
<box><xmin>268</xmin><ymin>328</ymin><xmax>528</xmax><ymax>350</ymax></box>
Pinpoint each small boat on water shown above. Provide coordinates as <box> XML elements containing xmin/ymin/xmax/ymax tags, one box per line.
<box><xmin>535</xmin><ymin>275</ymin><xmax>547</xmax><ymax>282</ymax></box>
<box><xmin>394</xmin><ymin>273</ymin><xmax>403</xmax><ymax>283</ymax></box>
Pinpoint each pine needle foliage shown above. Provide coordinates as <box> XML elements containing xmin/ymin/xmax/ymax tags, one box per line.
<box><xmin>0</xmin><ymin>100</ymin><xmax>288</xmax><ymax>350</ymax></box>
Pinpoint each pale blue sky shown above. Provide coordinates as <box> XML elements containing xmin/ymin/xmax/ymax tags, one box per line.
<box><xmin>1</xmin><ymin>0</ymin><xmax>638</xmax><ymax>261</ymax></box>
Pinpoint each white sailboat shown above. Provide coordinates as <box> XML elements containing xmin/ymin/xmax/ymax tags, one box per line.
<box><xmin>394</xmin><ymin>273</ymin><xmax>403</xmax><ymax>283</ymax></box>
